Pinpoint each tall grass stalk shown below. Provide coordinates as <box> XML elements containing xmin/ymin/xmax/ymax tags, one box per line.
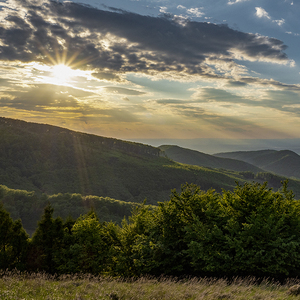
<box><xmin>0</xmin><ymin>270</ymin><xmax>299</xmax><ymax>300</ymax></box>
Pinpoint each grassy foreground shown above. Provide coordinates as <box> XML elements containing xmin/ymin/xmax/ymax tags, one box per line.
<box><xmin>0</xmin><ymin>272</ymin><xmax>300</xmax><ymax>300</ymax></box>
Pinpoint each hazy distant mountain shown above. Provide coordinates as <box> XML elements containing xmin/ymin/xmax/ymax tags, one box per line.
<box><xmin>159</xmin><ymin>145</ymin><xmax>262</xmax><ymax>173</ymax></box>
<box><xmin>215</xmin><ymin>150</ymin><xmax>300</xmax><ymax>179</ymax></box>
<box><xmin>131</xmin><ymin>138</ymin><xmax>300</xmax><ymax>155</ymax></box>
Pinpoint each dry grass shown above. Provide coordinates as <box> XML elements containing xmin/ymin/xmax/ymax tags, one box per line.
<box><xmin>0</xmin><ymin>270</ymin><xmax>300</xmax><ymax>300</ymax></box>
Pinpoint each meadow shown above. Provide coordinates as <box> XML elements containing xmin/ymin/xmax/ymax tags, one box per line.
<box><xmin>1</xmin><ymin>271</ymin><xmax>300</xmax><ymax>300</ymax></box>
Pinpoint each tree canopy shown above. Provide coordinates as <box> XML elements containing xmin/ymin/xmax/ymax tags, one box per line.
<box><xmin>1</xmin><ymin>181</ymin><xmax>300</xmax><ymax>279</ymax></box>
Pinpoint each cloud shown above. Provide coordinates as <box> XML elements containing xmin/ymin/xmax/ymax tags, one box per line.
<box><xmin>152</xmin><ymin>95</ymin><xmax>265</xmax><ymax>135</ymax></box>
<box><xmin>155</xmin><ymin>99</ymin><xmax>187</xmax><ymax>105</ymax></box>
<box><xmin>255</xmin><ymin>7</ymin><xmax>285</xmax><ymax>27</ymax></box>
<box><xmin>0</xmin><ymin>0</ymin><xmax>290</xmax><ymax>82</ymax></box>
<box><xmin>227</xmin><ymin>80</ymin><xmax>248</xmax><ymax>87</ymax></box>
<box><xmin>239</xmin><ymin>77</ymin><xmax>300</xmax><ymax>91</ymax></box>
<box><xmin>192</xmin><ymin>87</ymin><xmax>253</xmax><ymax>105</ymax></box>
<box><xmin>0</xmin><ymin>84</ymin><xmax>94</xmax><ymax>112</ymax></box>
<box><xmin>91</xmin><ymin>71</ymin><xmax>122</xmax><ymax>82</ymax></box>
<box><xmin>186</xmin><ymin>8</ymin><xmax>204</xmax><ymax>18</ymax></box>
<box><xmin>255</xmin><ymin>7</ymin><xmax>271</xmax><ymax>19</ymax></box>
<box><xmin>262</xmin><ymin>90</ymin><xmax>300</xmax><ymax>115</ymax></box>
<box><xmin>177</xmin><ymin>5</ymin><xmax>204</xmax><ymax>18</ymax></box>
<box><xmin>0</xmin><ymin>82</ymin><xmax>142</xmax><ymax>124</ymax></box>
<box><xmin>190</xmin><ymin>87</ymin><xmax>300</xmax><ymax>117</ymax></box>
<box><xmin>103</xmin><ymin>87</ymin><xmax>146</xmax><ymax>95</ymax></box>
<box><xmin>228</xmin><ymin>0</ymin><xmax>250</xmax><ymax>5</ymax></box>
<box><xmin>273</xmin><ymin>19</ymin><xmax>285</xmax><ymax>26</ymax></box>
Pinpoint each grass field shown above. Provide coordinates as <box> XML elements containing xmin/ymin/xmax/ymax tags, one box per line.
<box><xmin>1</xmin><ymin>271</ymin><xmax>300</xmax><ymax>300</ymax></box>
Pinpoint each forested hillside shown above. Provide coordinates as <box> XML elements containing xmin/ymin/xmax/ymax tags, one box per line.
<box><xmin>215</xmin><ymin>150</ymin><xmax>300</xmax><ymax>179</ymax></box>
<box><xmin>0</xmin><ymin>184</ymin><xmax>139</xmax><ymax>234</ymax></box>
<box><xmin>160</xmin><ymin>145</ymin><xmax>262</xmax><ymax>172</ymax></box>
<box><xmin>0</xmin><ymin>117</ymin><xmax>251</xmax><ymax>203</ymax></box>
<box><xmin>2</xmin><ymin>117</ymin><xmax>300</xmax><ymax>203</ymax></box>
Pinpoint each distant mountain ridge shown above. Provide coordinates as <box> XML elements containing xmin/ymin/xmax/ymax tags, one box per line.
<box><xmin>159</xmin><ymin>145</ymin><xmax>262</xmax><ymax>173</ymax></box>
<box><xmin>215</xmin><ymin>150</ymin><xmax>300</xmax><ymax>179</ymax></box>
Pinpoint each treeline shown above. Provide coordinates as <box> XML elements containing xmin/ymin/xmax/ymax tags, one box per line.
<box><xmin>0</xmin><ymin>185</ymin><xmax>138</xmax><ymax>234</ymax></box>
<box><xmin>1</xmin><ymin>181</ymin><xmax>300</xmax><ymax>278</ymax></box>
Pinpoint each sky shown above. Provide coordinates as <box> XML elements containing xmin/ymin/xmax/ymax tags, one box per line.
<box><xmin>0</xmin><ymin>0</ymin><xmax>300</xmax><ymax>152</ymax></box>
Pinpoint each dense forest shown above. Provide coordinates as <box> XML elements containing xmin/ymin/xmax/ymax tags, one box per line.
<box><xmin>2</xmin><ymin>181</ymin><xmax>300</xmax><ymax>279</ymax></box>
<box><xmin>0</xmin><ymin>184</ymin><xmax>139</xmax><ymax>235</ymax></box>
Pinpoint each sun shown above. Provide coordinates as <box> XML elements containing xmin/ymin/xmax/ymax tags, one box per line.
<box><xmin>32</xmin><ymin>44</ymin><xmax>96</xmax><ymax>86</ymax></box>
<box><xmin>33</xmin><ymin>63</ymin><xmax>92</xmax><ymax>87</ymax></box>
<box><xmin>51</xmin><ymin>64</ymin><xmax>75</xmax><ymax>84</ymax></box>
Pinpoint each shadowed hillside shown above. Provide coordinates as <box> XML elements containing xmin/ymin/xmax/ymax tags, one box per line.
<box><xmin>0</xmin><ymin>117</ymin><xmax>249</xmax><ymax>204</ymax></box>
<box><xmin>159</xmin><ymin>145</ymin><xmax>262</xmax><ymax>173</ymax></box>
<box><xmin>2</xmin><ymin>117</ymin><xmax>300</xmax><ymax>204</ymax></box>
<box><xmin>0</xmin><ymin>184</ymin><xmax>139</xmax><ymax>234</ymax></box>
<box><xmin>215</xmin><ymin>150</ymin><xmax>300</xmax><ymax>179</ymax></box>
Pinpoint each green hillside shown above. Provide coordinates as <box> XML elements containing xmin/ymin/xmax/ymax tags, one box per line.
<box><xmin>159</xmin><ymin>145</ymin><xmax>262</xmax><ymax>172</ymax></box>
<box><xmin>0</xmin><ymin>117</ymin><xmax>249</xmax><ymax>204</ymax></box>
<box><xmin>0</xmin><ymin>184</ymin><xmax>139</xmax><ymax>234</ymax></box>
<box><xmin>2</xmin><ymin>116</ymin><xmax>300</xmax><ymax>212</ymax></box>
<box><xmin>215</xmin><ymin>150</ymin><xmax>300</xmax><ymax>179</ymax></box>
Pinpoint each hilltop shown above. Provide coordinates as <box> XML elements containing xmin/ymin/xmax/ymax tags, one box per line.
<box><xmin>159</xmin><ymin>145</ymin><xmax>262</xmax><ymax>173</ymax></box>
<box><xmin>215</xmin><ymin>150</ymin><xmax>300</xmax><ymax>179</ymax></box>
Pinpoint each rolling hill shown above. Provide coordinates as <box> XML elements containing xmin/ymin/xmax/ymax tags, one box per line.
<box><xmin>1</xmin><ymin>116</ymin><xmax>300</xmax><ymax>209</ymax></box>
<box><xmin>0</xmin><ymin>117</ymin><xmax>250</xmax><ymax>204</ymax></box>
<box><xmin>215</xmin><ymin>150</ymin><xmax>300</xmax><ymax>180</ymax></box>
<box><xmin>159</xmin><ymin>145</ymin><xmax>262</xmax><ymax>173</ymax></box>
<box><xmin>0</xmin><ymin>184</ymin><xmax>139</xmax><ymax>234</ymax></box>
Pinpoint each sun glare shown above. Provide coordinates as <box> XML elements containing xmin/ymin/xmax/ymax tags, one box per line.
<box><xmin>33</xmin><ymin>62</ymin><xmax>93</xmax><ymax>87</ymax></box>
<box><xmin>51</xmin><ymin>64</ymin><xmax>75</xmax><ymax>84</ymax></box>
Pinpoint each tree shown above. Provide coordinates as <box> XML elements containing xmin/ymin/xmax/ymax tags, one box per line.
<box><xmin>186</xmin><ymin>181</ymin><xmax>300</xmax><ymax>277</ymax></box>
<box><xmin>0</xmin><ymin>203</ymin><xmax>29</xmax><ymax>270</ymax></box>
<box><xmin>64</xmin><ymin>210</ymin><xmax>119</xmax><ymax>274</ymax></box>
<box><xmin>29</xmin><ymin>203</ymin><xmax>64</xmax><ymax>273</ymax></box>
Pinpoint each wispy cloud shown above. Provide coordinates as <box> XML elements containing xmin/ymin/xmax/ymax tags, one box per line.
<box><xmin>228</xmin><ymin>0</ymin><xmax>250</xmax><ymax>5</ymax></box>
<box><xmin>255</xmin><ymin>7</ymin><xmax>285</xmax><ymax>27</ymax></box>
<box><xmin>177</xmin><ymin>5</ymin><xmax>204</xmax><ymax>18</ymax></box>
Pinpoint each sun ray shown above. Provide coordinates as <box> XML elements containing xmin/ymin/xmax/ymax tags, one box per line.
<box><xmin>34</xmin><ymin>42</ymin><xmax>97</xmax><ymax>86</ymax></box>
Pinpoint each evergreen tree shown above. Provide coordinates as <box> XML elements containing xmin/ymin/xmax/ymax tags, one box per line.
<box><xmin>29</xmin><ymin>203</ymin><xmax>64</xmax><ymax>273</ymax></box>
<box><xmin>0</xmin><ymin>203</ymin><xmax>29</xmax><ymax>270</ymax></box>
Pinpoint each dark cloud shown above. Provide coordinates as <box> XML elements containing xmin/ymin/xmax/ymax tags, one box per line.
<box><xmin>153</xmin><ymin>97</ymin><xmax>259</xmax><ymax>133</ymax></box>
<box><xmin>192</xmin><ymin>87</ymin><xmax>300</xmax><ymax>116</ymax></box>
<box><xmin>227</xmin><ymin>80</ymin><xmax>248</xmax><ymax>87</ymax></box>
<box><xmin>152</xmin><ymin>87</ymin><xmax>300</xmax><ymax>121</ymax></box>
<box><xmin>0</xmin><ymin>0</ymin><xmax>289</xmax><ymax>79</ymax></box>
<box><xmin>0</xmin><ymin>84</ymin><xmax>93</xmax><ymax>112</ymax></box>
<box><xmin>0</xmin><ymin>82</ymin><xmax>141</xmax><ymax>122</ymax></box>
<box><xmin>262</xmin><ymin>90</ymin><xmax>300</xmax><ymax>114</ymax></box>
<box><xmin>92</xmin><ymin>72</ymin><xmax>121</xmax><ymax>81</ymax></box>
<box><xmin>194</xmin><ymin>87</ymin><xmax>253</xmax><ymax>104</ymax></box>
<box><xmin>155</xmin><ymin>99</ymin><xmax>187</xmax><ymax>104</ymax></box>
<box><xmin>0</xmin><ymin>77</ymin><xmax>14</xmax><ymax>86</ymax></box>
<box><xmin>103</xmin><ymin>87</ymin><xmax>146</xmax><ymax>95</ymax></box>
